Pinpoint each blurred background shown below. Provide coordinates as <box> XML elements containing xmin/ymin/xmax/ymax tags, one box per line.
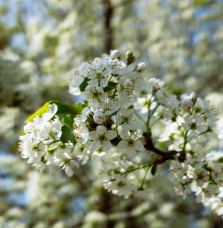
<box><xmin>1</xmin><ymin>0</ymin><xmax>223</xmax><ymax>227</ymax></box>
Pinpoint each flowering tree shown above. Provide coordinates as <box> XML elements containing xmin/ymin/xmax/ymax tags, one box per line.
<box><xmin>1</xmin><ymin>0</ymin><xmax>223</xmax><ymax>226</ymax></box>
<box><xmin>19</xmin><ymin>50</ymin><xmax>223</xmax><ymax>217</ymax></box>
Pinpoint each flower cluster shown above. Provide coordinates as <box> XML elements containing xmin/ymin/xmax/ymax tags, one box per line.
<box><xmin>19</xmin><ymin>104</ymin><xmax>78</xmax><ymax>176</ymax></box>
<box><xmin>20</xmin><ymin>50</ymin><xmax>223</xmax><ymax>217</ymax></box>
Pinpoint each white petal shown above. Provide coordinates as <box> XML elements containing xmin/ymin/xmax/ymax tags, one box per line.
<box><xmin>182</xmin><ymin>123</ymin><xmax>190</xmax><ymax>131</ymax></box>
<box><xmin>81</xmin><ymin>91</ymin><xmax>91</xmax><ymax>100</ymax></box>
<box><xmin>117</xmin><ymin>140</ymin><xmax>128</xmax><ymax>150</ymax></box>
<box><xmin>65</xmin><ymin>166</ymin><xmax>73</xmax><ymax>177</ymax></box>
<box><xmin>88</xmin><ymin>79</ymin><xmax>99</xmax><ymax>87</ymax></box>
<box><xmin>96</xmin><ymin>86</ymin><xmax>104</xmax><ymax>93</ymax></box>
<box><xmin>197</xmin><ymin>124</ymin><xmax>208</xmax><ymax>133</ymax></box>
<box><xmin>70</xmin><ymin>160</ymin><xmax>80</xmax><ymax>168</ymax></box>
<box><xmin>96</xmin><ymin>125</ymin><xmax>107</xmax><ymax>135</ymax></box>
<box><xmin>184</xmin><ymin>114</ymin><xmax>193</xmax><ymax>124</ymax></box>
<box><xmin>127</xmin><ymin>148</ymin><xmax>136</xmax><ymax>158</ymax></box>
<box><xmin>194</xmin><ymin>114</ymin><xmax>204</xmax><ymax>124</ymax></box>
<box><xmin>134</xmin><ymin>140</ymin><xmax>144</xmax><ymax>151</ymax></box>
<box><xmin>90</xmin><ymin>140</ymin><xmax>101</xmax><ymax>151</ymax></box>
<box><xmin>100</xmin><ymin>78</ymin><xmax>108</xmax><ymax>87</ymax></box>
<box><xmin>100</xmin><ymin>93</ymin><xmax>108</xmax><ymax>102</ymax></box>
<box><xmin>132</xmin><ymin>129</ymin><xmax>143</xmax><ymax>140</ymax></box>
<box><xmin>127</xmin><ymin>109</ymin><xmax>135</xmax><ymax>118</ymax></box>
<box><xmin>120</xmin><ymin>130</ymin><xmax>130</xmax><ymax>140</ymax></box>
<box><xmin>69</xmin><ymin>87</ymin><xmax>81</xmax><ymax>96</ymax></box>
<box><xmin>116</xmin><ymin>114</ymin><xmax>123</xmax><ymax>125</ymax></box>
<box><xmin>89</xmin><ymin>131</ymin><xmax>98</xmax><ymax>140</ymax></box>
<box><xmin>188</xmin><ymin>131</ymin><xmax>198</xmax><ymax>140</ymax></box>
<box><xmin>103</xmin><ymin>67</ymin><xmax>112</xmax><ymax>76</ymax></box>
<box><xmin>102</xmin><ymin>140</ymin><xmax>112</xmax><ymax>151</ymax></box>
<box><xmin>106</xmin><ymin>130</ymin><xmax>117</xmax><ymax>140</ymax></box>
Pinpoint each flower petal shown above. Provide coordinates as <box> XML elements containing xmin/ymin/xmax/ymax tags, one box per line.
<box><xmin>134</xmin><ymin>140</ymin><xmax>144</xmax><ymax>151</ymax></box>
<box><xmin>194</xmin><ymin>114</ymin><xmax>204</xmax><ymax>124</ymax></box>
<box><xmin>120</xmin><ymin>130</ymin><xmax>130</xmax><ymax>140</ymax></box>
<box><xmin>127</xmin><ymin>148</ymin><xmax>136</xmax><ymax>158</ymax></box>
<box><xmin>102</xmin><ymin>140</ymin><xmax>112</xmax><ymax>151</ymax></box>
<box><xmin>116</xmin><ymin>114</ymin><xmax>123</xmax><ymax>125</ymax></box>
<box><xmin>106</xmin><ymin>130</ymin><xmax>117</xmax><ymax>140</ymax></box>
<box><xmin>96</xmin><ymin>125</ymin><xmax>107</xmax><ymax>135</ymax></box>
<box><xmin>89</xmin><ymin>131</ymin><xmax>98</xmax><ymax>140</ymax></box>
<box><xmin>184</xmin><ymin>114</ymin><xmax>193</xmax><ymax>124</ymax></box>
<box><xmin>90</xmin><ymin>140</ymin><xmax>101</xmax><ymax>151</ymax></box>
<box><xmin>100</xmin><ymin>78</ymin><xmax>108</xmax><ymax>87</ymax></box>
<box><xmin>117</xmin><ymin>140</ymin><xmax>128</xmax><ymax>150</ymax></box>
<box><xmin>197</xmin><ymin>124</ymin><xmax>208</xmax><ymax>133</ymax></box>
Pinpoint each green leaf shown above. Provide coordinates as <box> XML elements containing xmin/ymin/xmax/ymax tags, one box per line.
<box><xmin>60</xmin><ymin>125</ymin><xmax>76</xmax><ymax>144</ymax></box>
<box><xmin>194</xmin><ymin>0</ymin><xmax>213</xmax><ymax>7</ymax></box>
<box><xmin>51</xmin><ymin>100</ymin><xmax>83</xmax><ymax>116</ymax></box>
<box><xmin>25</xmin><ymin>102</ymin><xmax>50</xmax><ymax>123</ymax></box>
<box><xmin>62</xmin><ymin>115</ymin><xmax>74</xmax><ymax>130</ymax></box>
<box><xmin>25</xmin><ymin>100</ymin><xmax>84</xmax><ymax>123</ymax></box>
<box><xmin>151</xmin><ymin>164</ymin><xmax>157</xmax><ymax>176</ymax></box>
<box><xmin>79</xmin><ymin>77</ymin><xmax>89</xmax><ymax>92</ymax></box>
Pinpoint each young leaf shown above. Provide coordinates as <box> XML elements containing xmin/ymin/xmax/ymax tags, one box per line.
<box><xmin>25</xmin><ymin>102</ymin><xmax>50</xmax><ymax>123</ymax></box>
<box><xmin>62</xmin><ymin>115</ymin><xmax>74</xmax><ymax>130</ymax></box>
<box><xmin>50</xmin><ymin>100</ymin><xmax>83</xmax><ymax>116</ymax></box>
<box><xmin>60</xmin><ymin>125</ymin><xmax>76</xmax><ymax>144</ymax></box>
<box><xmin>151</xmin><ymin>164</ymin><xmax>157</xmax><ymax>176</ymax></box>
<box><xmin>25</xmin><ymin>100</ymin><xmax>84</xmax><ymax>123</ymax></box>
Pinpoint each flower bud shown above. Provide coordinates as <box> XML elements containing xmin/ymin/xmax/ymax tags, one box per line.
<box><xmin>126</xmin><ymin>50</ymin><xmax>135</xmax><ymax>65</ymax></box>
<box><xmin>149</xmin><ymin>78</ymin><xmax>164</xmax><ymax>89</ymax></box>
<box><xmin>110</xmin><ymin>50</ymin><xmax>121</xmax><ymax>59</ymax></box>
<box><xmin>93</xmin><ymin>110</ymin><xmax>106</xmax><ymax>124</ymax></box>
<box><xmin>136</xmin><ymin>62</ymin><xmax>146</xmax><ymax>72</ymax></box>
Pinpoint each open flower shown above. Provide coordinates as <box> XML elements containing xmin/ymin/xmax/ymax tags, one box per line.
<box><xmin>81</xmin><ymin>85</ymin><xmax>108</xmax><ymax>108</ymax></box>
<box><xmin>73</xmin><ymin>121</ymin><xmax>89</xmax><ymax>144</ymax></box>
<box><xmin>117</xmin><ymin>130</ymin><xmax>144</xmax><ymax>158</ymax></box>
<box><xmin>182</xmin><ymin>114</ymin><xmax>208</xmax><ymax>140</ymax></box>
<box><xmin>93</xmin><ymin>110</ymin><xmax>106</xmax><ymax>124</ymax></box>
<box><xmin>89</xmin><ymin>126</ymin><xmax>117</xmax><ymax>152</ymax></box>
<box><xmin>116</xmin><ymin>108</ymin><xmax>137</xmax><ymax>130</ymax></box>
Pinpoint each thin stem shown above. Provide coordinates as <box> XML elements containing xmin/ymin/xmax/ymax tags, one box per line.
<box><xmin>150</xmin><ymin>104</ymin><xmax>160</xmax><ymax>116</ymax></box>
<box><xmin>150</xmin><ymin>117</ymin><xmax>161</xmax><ymax>127</ymax></box>
<box><xmin>126</xmin><ymin>158</ymin><xmax>141</xmax><ymax>166</ymax></box>
<box><xmin>136</xmin><ymin>112</ymin><xmax>147</xmax><ymax>125</ymax></box>
<box><xmin>120</xmin><ymin>164</ymin><xmax>150</xmax><ymax>176</ymax></box>
<box><xmin>147</xmin><ymin>104</ymin><xmax>151</xmax><ymax>132</ymax></box>
<box><xmin>139</xmin><ymin>166</ymin><xmax>150</xmax><ymax>189</ymax></box>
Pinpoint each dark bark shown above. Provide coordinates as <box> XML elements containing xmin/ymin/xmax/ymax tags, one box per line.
<box><xmin>103</xmin><ymin>0</ymin><xmax>114</xmax><ymax>53</ymax></box>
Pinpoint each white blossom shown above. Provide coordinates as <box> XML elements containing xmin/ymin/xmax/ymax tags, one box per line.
<box><xmin>117</xmin><ymin>130</ymin><xmax>144</xmax><ymax>158</ymax></box>
<box><xmin>89</xmin><ymin>126</ymin><xmax>117</xmax><ymax>152</ymax></box>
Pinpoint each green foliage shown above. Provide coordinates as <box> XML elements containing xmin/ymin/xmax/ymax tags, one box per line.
<box><xmin>151</xmin><ymin>164</ymin><xmax>157</xmax><ymax>176</ymax></box>
<box><xmin>62</xmin><ymin>114</ymin><xmax>74</xmax><ymax>130</ymax></box>
<box><xmin>194</xmin><ymin>0</ymin><xmax>214</xmax><ymax>7</ymax></box>
<box><xmin>43</xmin><ymin>35</ymin><xmax>58</xmax><ymax>56</ymax></box>
<box><xmin>60</xmin><ymin>125</ymin><xmax>76</xmax><ymax>144</ymax></box>
<box><xmin>25</xmin><ymin>100</ymin><xmax>84</xmax><ymax>123</ymax></box>
<box><xmin>25</xmin><ymin>102</ymin><xmax>50</xmax><ymax>123</ymax></box>
<box><xmin>79</xmin><ymin>77</ymin><xmax>90</xmax><ymax>92</ymax></box>
<box><xmin>104</xmin><ymin>81</ymin><xmax>118</xmax><ymax>92</ymax></box>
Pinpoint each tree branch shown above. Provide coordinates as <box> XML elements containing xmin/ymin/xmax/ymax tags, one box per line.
<box><xmin>103</xmin><ymin>0</ymin><xmax>114</xmax><ymax>53</ymax></box>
